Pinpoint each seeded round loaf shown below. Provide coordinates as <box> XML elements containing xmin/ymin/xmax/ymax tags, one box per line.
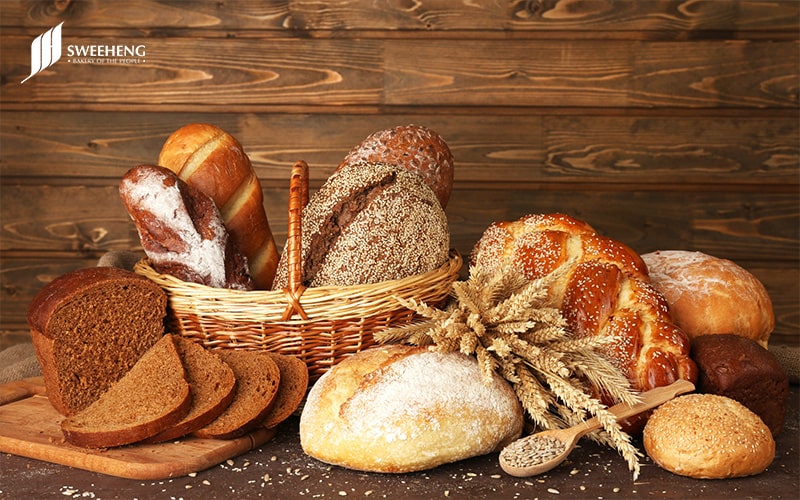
<box><xmin>338</xmin><ymin>124</ymin><xmax>455</xmax><ymax>207</ymax></box>
<box><xmin>272</xmin><ymin>161</ymin><xmax>450</xmax><ymax>288</ymax></box>
<box><xmin>643</xmin><ymin>393</ymin><xmax>775</xmax><ymax>479</ymax></box>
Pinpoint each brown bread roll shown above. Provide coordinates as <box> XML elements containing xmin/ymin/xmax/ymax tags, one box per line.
<box><xmin>299</xmin><ymin>344</ymin><xmax>524</xmax><ymax>473</ymax></box>
<box><xmin>641</xmin><ymin>250</ymin><xmax>774</xmax><ymax>347</ymax></box>
<box><xmin>691</xmin><ymin>334</ymin><xmax>788</xmax><ymax>436</ymax></box>
<box><xmin>158</xmin><ymin>123</ymin><xmax>279</xmax><ymax>289</ymax></box>
<box><xmin>338</xmin><ymin>124</ymin><xmax>455</xmax><ymax>207</ymax></box>
<box><xmin>272</xmin><ymin>161</ymin><xmax>450</xmax><ymax>288</ymax></box>
<box><xmin>643</xmin><ymin>393</ymin><xmax>775</xmax><ymax>479</ymax></box>
<box><xmin>119</xmin><ymin>165</ymin><xmax>253</xmax><ymax>290</ymax></box>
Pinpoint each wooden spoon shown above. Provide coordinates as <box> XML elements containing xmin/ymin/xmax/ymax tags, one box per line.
<box><xmin>499</xmin><ymin>378</ymin><xmax>695</xmax><ymax>477</ymax></box>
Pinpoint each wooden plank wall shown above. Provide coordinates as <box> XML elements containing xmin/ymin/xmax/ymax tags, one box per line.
<box><xmin>1</xmin><ymin>0</ymin><xmax>798</xmax><ymax>349</ymax></box>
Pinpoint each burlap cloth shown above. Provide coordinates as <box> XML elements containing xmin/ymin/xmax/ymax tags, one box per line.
<box><xmin>0</xmin><ymin>342</ymin><xmax>41</xmax><ymax>385</ymax></box>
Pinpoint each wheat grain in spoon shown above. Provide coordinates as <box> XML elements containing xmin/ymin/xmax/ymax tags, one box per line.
<box><xmin>499</xmin><ymin>378</ymin><xmax>695</xmax><ymax>477</ymax></box>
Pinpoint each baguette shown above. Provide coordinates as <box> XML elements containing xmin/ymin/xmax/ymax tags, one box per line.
<box><xmin>158</xmin><ymin>123</ymin><xmax>279</xmax><ymax>289</ymax></box>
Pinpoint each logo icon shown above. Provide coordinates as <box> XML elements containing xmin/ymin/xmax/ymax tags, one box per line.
<box><xmin>21</xmin><ymin>22</ymin><xmax>64</xmax><ymax>83</ymax></box>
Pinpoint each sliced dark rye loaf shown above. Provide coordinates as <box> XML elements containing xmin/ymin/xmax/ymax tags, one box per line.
<box><xmin>27</xmin><ymin>266</ymin><xmax>167</xmax><ymax>416</ymax></box>
<box><xmin>193</xmin><ymin>349</ymin><xmax>281</xmax><ymax>439</ymax></box>
<box><xmin>262</xmin><ymin>353</ymin><xmax>309</xmax><ymax>429</ymax></box>
<box><xmin>144</xmin><ymin>336</ymin><xmax>237</xmax><ymax>443</ymax></box>
<box><xmin>60</xmin><ymin>334</ymin><xmax>191</xmax><ymax>448</ymax></box>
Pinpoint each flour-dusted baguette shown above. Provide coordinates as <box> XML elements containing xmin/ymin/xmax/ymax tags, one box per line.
<box><xmin>158</xmin><ymin>123</ymin><xmax>279</xmax><ymax>290</ymax></box>
<box><xmin>61</xmin><ymin>334</ymin><xmax>191</xmax><ymax>448</ymax></box>
<box><xmin>470</xmin><ymin>213</ymin><xmax>697</xmax><ymax>430</ymax></box>
<box><xmin>119</xmin><ymin>165</ymin><xmax>253</xmax><ymax>290</ymax></box>
<box><xmin>300</xmin><ymin>344</ymin><xmax>523</xmax><ymax>473</ymax></box>
<box><xmin>338</xmin><ymin>124</ymin><xmax>455</xmax><ymax>208</ymax></box>
<box><xmin>27</xmin><ymin>266</ymin><xmax>167</xmax><ymax>416</ymax></box>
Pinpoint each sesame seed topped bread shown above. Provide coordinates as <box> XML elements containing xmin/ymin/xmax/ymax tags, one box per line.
<box><xmin>193</xmin><ymin>350</ymin><xmax>281</xmax><ymax>440</ymax></box>
<box><xmin>261</xmin><ymin>353</ymin><xmax>309</xmax><ymax>429</ymax></box>
<box><xmin>338</xmin><ymin>124</ymin><xmax>455</xmax><ymax>208</ymax></box>
<box><xmin>60</xmin><ymin>334</ymin><xmax>191</xmax><ymax>448</ymax></box>
<box><xmin>27</xmin><ymin>266</ymin><xmax>168</xmax><ymax>416</ymax></box>
<box><xmin>643</xmin><ymin>393</ymin><xmax>775</xmax><ymax>479</ymax></box>
<box><xmin>272</xmin><ymin>161</ymin><xmax>450</xmax><ymax>288</ymax></box>
<box><xmin>144</xmin><ymin>336</ymin><xmax>237</xmax><ymax>443</ymax></box>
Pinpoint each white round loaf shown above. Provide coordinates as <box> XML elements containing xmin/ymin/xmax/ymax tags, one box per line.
<box><xmin>299</xmin><ymin>344</ymin><xmax>524</xmax><ymax>473</ymax></box>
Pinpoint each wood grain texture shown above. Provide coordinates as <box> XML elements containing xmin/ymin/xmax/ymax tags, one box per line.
<box><xmin>0</xmin><ymin>0</ymin><xmax>797</xmax><ymax>349</ymax></box>
<box><xmin>1</xmin><ymin>1</ymin><xmax>797</xmax><ymax>36</ymax></box>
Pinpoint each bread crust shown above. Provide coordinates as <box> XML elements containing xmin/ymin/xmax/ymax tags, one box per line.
<box><xmin>299</xmin><ymin>344</ymin><xmax>523</xmax><ymax>473</ymax></box>
<box><xmin>158</xmin><ymin>123</ymin><xmax>279</xmax><ymax>289</ymax></box>
<box><xmin>643</xmin><ymin>393</ymin><xmax>775</xmax><ymax>479</ymax></box>
<box><xmin>338</xmin><ymin>124</ymin><xmax>455</xmax><ymax>207</ymax></box>
<box><xmin>27</xmin><ymin>267</ymin><xmax>167</xmax><ymax>416</ymax></box>
<box><xmin>641</xmin><ymin>250</ymin><xmax>774</xmax><ymax>347</ymax></box>
<box><xmin>272</xmin><ymin>161</ymin><xmax>450</xmax><ymax>288</ymax></box>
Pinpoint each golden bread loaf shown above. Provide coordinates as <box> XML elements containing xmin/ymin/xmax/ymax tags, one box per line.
<box><xmin>643</xmin><ymin>393</ymin><xmax>775</xmax><ymax>479</ymax></box>
<box><xmin>299</xmin><ymin>344</ymin><xmax>524</xmax><ymax>473</ymax></box>
<box><xmin>641</xmin><ymin>250</ymin><xmax>774</xmax><ymax>347</ymax></box>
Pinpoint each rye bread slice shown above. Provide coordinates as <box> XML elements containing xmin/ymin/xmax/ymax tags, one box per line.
<box><xmin>193</xmin><ymin>350</ymin><xmax>281</xmax><ymax>439</ymax></box>
<box><xmin>144</xmin><ymin>336</ymin><xmax>236</xmax><ymax>443</ymax></box>
<box><xmin>60</xmin><ymin>334</ymin><xmax>191</xmax><ymax>448</ymax></box>
<box><xmin>262</xmin><ymin>353</ymin><xmax>309</xmax><ymax>429</ymax></box>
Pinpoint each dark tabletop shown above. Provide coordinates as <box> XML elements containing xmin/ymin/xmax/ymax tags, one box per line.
<box><xmin>1</xmin><ymin>385</ymin><xmax>798</xmax><ymax>500</ymax></box>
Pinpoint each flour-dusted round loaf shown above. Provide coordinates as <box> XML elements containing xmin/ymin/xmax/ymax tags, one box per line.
<box><xmin>338</xmin><ymin>124</ymin><xmax>455</xmax><ymax>207</ymax></box>
<box><xmin>643</xmin><ymin>393</ymin><xmax>775</xmax><ymax>479</ymax></box>
<box><xmin>299</xmin><ymin>344</ymin><xmax>524</xmax><ymax>473</ymax></box>
<box><xmin>272</xmin><ymin>161</ymin><xmax>450</xmax><ymax>288</ymax></box>
<box><xmin>641</xmin><ymin>250</ymin><xmax>774</xmax><ymax>347</ymax></box>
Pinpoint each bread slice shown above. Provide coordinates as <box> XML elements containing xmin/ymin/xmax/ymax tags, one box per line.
<box><xmin>61</xmin><ymin>335</ymin><xmax>191</xmax><ymax>448</ymax></box>
<box><xmin>27</xmin><ymin>266</ymin><xmax>167</xmax><ymax>416</ymax></box>
<box><xmin>144</xmin><ymin>336</ymin><xmax>236</xmax><ymax>443</ymax></box>
<box><xmin>262</xmin><ymin>353</ymin><xmax>309</xmax><ymax>429</ymax></box>
<box><xmin>193</xmin><ymin>350</ymin><xmax>280</xmax><ymax>439</ymax></box>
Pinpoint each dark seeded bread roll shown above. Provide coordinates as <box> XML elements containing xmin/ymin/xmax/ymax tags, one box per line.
<box><xmin>272</xmin><ymin>161</ymin><xmax>450</xmax><ymax>288</ymax></box>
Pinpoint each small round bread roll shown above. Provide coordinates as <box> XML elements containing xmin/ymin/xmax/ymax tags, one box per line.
<box><xmin>299</xmin><ymin>344</ymin><xmax>524</xmax><ymax>473</ymax></box>
<box><xmin>641</xmin><ymin>250</ymin><xmax>774</xmax><ymax>347</ymax></box>
<box><xmin>643</xmin><ymin>393</ymin><xmax>775</xmax><ymax>479</ymax></box>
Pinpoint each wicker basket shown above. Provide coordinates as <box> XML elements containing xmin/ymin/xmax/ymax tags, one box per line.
<box><xmin>134</xmin><ymin>160</ymin><xmax>462</xmax><ymax>380</ymax></box>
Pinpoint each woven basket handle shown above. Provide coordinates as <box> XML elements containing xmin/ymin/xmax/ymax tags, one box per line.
<box><xmin>281</xmin><ymin>160</ymin><xmax>310</xmax><ymax>320</ymax></box>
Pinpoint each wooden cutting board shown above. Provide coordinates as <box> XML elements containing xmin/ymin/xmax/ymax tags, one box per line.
<box><xmin>0</xmin><ymin>377</ymin><xmax>276</xmax><ymax>480</ymax></box>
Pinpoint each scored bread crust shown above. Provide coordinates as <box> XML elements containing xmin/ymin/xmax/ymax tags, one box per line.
<box><xmin>27</xmin><ymin>266</ymin><xmax>167</xmax><ymax>416</ymax></box>
<box><xmin>272</xmin><ymin>161</ymin><xmax>450</xmax><ymax>288</ymax></box>
<box><xmin>643</xmin><ymin>393</ymin><xmax>775</xmax><ymax>479</ymax></box>
<box><xmin>158</xmin><ymin>123</ymin><xmax>279</xmax><ymax>290</ymax></box>
<box><xmin>60</xmin><ymin>335</ymin><xmax>191</xmax><ymax>448</ymax></box>
<box><xmin>641</xmin><ymin>250</ymin><xmax>774</xmax><ymax>347</ymax></box>
<box><xmin>299</xmin><ymin>344</ymin><xmax>524</xmax><ymax>473</ymax></box>
<box><xmin>337</xmin><ymin>124</ymin><xmax>455</xmax><ymax>208</ymax></box>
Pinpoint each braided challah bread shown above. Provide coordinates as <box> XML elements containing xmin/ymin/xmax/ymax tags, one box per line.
<box><xmin>471</xmin><ymin>213</ymin><xmax>697</xmax><ymax>405</ymax></box>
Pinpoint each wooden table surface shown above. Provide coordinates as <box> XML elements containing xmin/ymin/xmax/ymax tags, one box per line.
<box><xmin>1</xmin><ymin>385</ymin><xmax>797</xmax><ymax>500</ymax></box>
